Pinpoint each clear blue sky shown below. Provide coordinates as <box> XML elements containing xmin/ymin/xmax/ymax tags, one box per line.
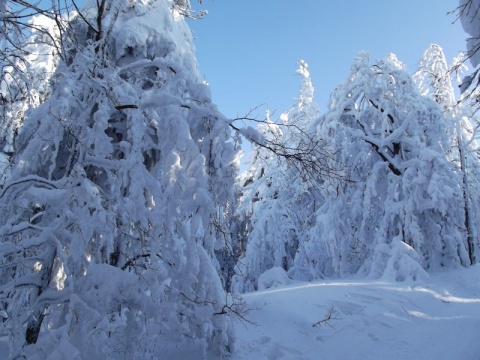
<box><xmin>189</xmin><ymin>0</ymin><xmax>467</xmax><ymax>120</ymax></box>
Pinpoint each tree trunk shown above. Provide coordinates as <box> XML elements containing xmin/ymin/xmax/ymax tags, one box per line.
<box><xmin>458</xmin><ymin>138</ymin><xmax>476</xmax><ymax>265</ymax></box>
<box><xmin>25</xmin><ymin>247</ymin><xmax>56</xmax><ymax>345</ymax></box>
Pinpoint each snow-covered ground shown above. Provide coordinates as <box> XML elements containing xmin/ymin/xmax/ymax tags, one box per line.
<box><xmin>210</xmin><ymin>265</ymin><xmax>480</xmax><ymax>360</ymax></box>
<box><xmin>5</xmin><ymin>266</ymin><xmax>480</xmax><ymax>359</ymax></box>
<box><xmin>229</xmin><ymin>266</ymin><xmax>480</xmax><ymax>360</ymax></box>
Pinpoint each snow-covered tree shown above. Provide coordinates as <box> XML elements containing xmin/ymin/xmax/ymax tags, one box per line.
<box><xmin>453</xmin><ymin>0</ymin><xmax>480</xmax><ymax>104</ymax></box>
<box><xmin>294</xmin><ymin>53</ymin><xmax>469</xmax><ymax>281</ymax></box>
<box><xmin>284</xmin><ymin>60</ymin><xmax>320</xmax><ymax>124</ymax></box>
<box><xmin>0</xmin><ymin>14</ymin><xmax>61</xmax><ymax>181</ymax></box>
<box><xmin>232</xmin><ymin>115</ymin><xmax>299</xmax><ymax>292</ymax></box>
<box><xmin>229</xmin><ymin>61</ymin><xmax>335</xmax><ymax>187</ymax></box>
<box><xmin>454</xmin><ymin>113</ymin><xmax>480</xmax><ymax>264</ymax></box>
<box><xmin>413</xmin><ymin>44</ymin><xmax>456</xmax><ymax>111</ymax></box>
<box><xmin>232</xmin><ymin>61</ymin><xmax>323</xmax><ymax>292</ymax></box>
<box><xmin>0</xmin><ymin>1</ymin><xmax>238</xmax><ymax>358</ymax></box>
<box><xmin>446</xmin><ymin>2</ymin><xmax>480</xmax><ymax>260</ymax></box>
<box><xmin>414</xmin><ymin>44</ymin><xmax>480</xmax><ymax>264</ymax></box>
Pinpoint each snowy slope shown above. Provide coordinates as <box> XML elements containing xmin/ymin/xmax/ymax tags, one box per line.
<box><xmin>153</xmin><ymin>266</ymin><xmax>480</xmax><ymax>360</ymax></box>
<box><xmin>230</xmin><ymin>266</ymin><xmax>480</xmax><ymax>360</ymax></box>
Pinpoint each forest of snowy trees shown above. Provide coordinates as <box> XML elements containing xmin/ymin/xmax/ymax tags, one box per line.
<box><xmin>1</xmin><ymin>0</ymin><xmax>480</xmax><ymax>358</ymax></box>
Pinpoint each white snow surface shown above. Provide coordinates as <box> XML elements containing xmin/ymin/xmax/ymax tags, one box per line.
<box><xmin>2</xmin><ymin>250</ymin><xmax>480</xmax><ymax>360</ymax></box>
<box><xmin>257</xmin><ymin>267</ymin><xmax>291</xmax><ymax>291</ymax></box>
<box><xmin>153</xmin><ymin>265</ymin><xmax>480</xmax><ymax>359</ymax></box>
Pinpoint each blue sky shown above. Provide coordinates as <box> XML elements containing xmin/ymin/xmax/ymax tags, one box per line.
<box><xmin>189</xmin><ymin>1</ymin><xmax>467</xmax><ymax>120</ymax></box>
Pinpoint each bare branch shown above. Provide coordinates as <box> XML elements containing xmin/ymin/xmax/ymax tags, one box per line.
<box><xmin>312</xmin><ymin>306</ymin><xmax>341</xmax><ymax>329</ymax></box>
<box><xmin>230</xmin><ymin>109</ymin><xmax>347</xmax><ymax>184</ymax></box>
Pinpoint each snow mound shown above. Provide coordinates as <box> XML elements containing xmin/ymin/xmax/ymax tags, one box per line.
<box><xmin>258</xmin><ymin>267</ymin><xmax>291</xmax><ymax>291</ymax></box>
<box><xmin>367</xmin><ymin>240</ymin><xmax>430</xmax><ymax>282</ymax></box>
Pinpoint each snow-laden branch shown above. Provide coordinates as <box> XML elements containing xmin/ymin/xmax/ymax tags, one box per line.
<box><xmin>0</xmin><ymin>175</ymin><xmax>59</xmax><ymax>199</ymax></box>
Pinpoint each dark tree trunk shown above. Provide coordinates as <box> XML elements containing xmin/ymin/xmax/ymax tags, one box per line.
<box><xmin>25</xmin><ymin>247</ymin><xmax>56</xmax><ymax>345</ymax></box>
